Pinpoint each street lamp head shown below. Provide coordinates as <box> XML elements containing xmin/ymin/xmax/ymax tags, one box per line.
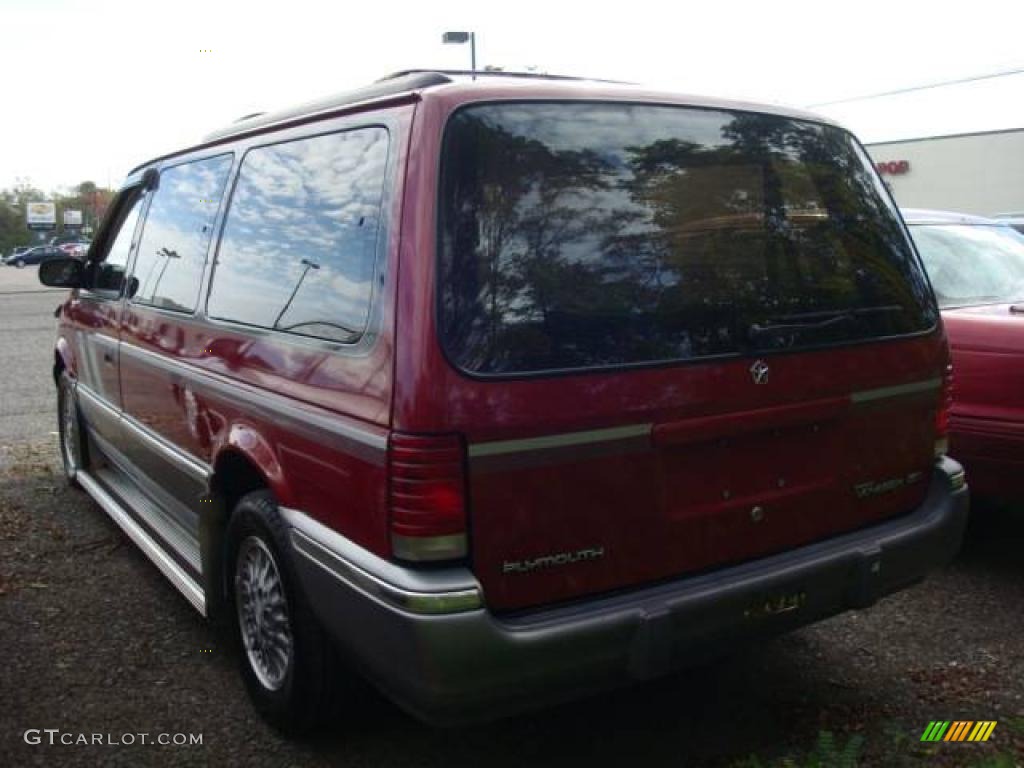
<box><xmin>441</xmin><ymin>30</ymin><xmax>477</xmax><ymax>75</ymax></box>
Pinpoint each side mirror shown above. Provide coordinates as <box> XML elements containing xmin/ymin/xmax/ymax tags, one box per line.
<box><xmin>38</xmin><ymin>257</ymin><xmax>84</xmax><ymax>289</ymax></box>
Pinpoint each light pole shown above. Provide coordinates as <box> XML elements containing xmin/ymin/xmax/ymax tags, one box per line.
<box><xmin>146</xmin><ymin>247</ymin><xmax>180</xmax><ymax>302</ymax></box>
<box><xmin>442</xmin><ymin>31</ymin><xmax>476</xmax><ymax>77</ymax></box>
<box><xmin>274</xmin><ymin>258</ymin><xmax>320</xmax><ymax>329</ymax></box>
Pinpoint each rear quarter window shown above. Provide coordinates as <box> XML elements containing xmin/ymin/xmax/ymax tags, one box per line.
<box><xmin>438</xmin><ymin>102</ymin><xmax>937</xmax><ymax>376</ymax></box>
<box><xmin>207</xmin><ymin>127</ymin><xmax>389</xmax><ymax>343</ymax></box>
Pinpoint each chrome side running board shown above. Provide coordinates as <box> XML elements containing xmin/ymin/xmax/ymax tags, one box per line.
<box><xmin>92</xmin><ymin>462</ymin><xmax>201</xmax><ymax>575</ymax></box>
<box><xmin>77</xmin><ymin>470</ymin><xmax>206</xmax><ymax>616</ymax></box>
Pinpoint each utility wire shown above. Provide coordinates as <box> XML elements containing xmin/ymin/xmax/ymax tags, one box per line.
<box><xmin>807</xmin><ymin>66</ymin><xmax>1024</xmax><ymax>107</ymax></box>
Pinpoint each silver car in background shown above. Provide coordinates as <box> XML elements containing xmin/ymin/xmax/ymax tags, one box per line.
<box><xmin>994</xmin><ymin>213</ymin><xmax>1024</xmax><ymax>235</ymax></box>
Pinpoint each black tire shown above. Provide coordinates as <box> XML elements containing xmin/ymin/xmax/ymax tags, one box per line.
<box><xmin>226</xmin><ymin>491</ymin><xmax>337</xmax><ymax>735</ymax></box>
<box><xmin>57</xmin><ymin>371</ymin><xmax>86</xmax><ymax>488</ymax></box>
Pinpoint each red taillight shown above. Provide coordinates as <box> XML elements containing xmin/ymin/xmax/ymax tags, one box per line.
<box><xmin>388</xmin><ymin>432</ymin><xmax>468</xmax><ymax>562</ymax></box>
<box><xmin>935</xmin><ymin>364</ymin><xmax>953</xmax><ymax>456</ymax></box>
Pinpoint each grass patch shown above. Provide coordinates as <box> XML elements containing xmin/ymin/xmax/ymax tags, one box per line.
<box><xmin>966</xmin><ymin>755</ymin><xmax>1019</xmax><ymax>768</ymax></box>
<box><xmin>730</xmin><ymin>731</ymin><xmax>864</xmax><ymax>768</ymax></box>
<box><xmin>729</xmin><ymin>726</ymin><xmax>1020</xmax><ymax>768</ymax></box>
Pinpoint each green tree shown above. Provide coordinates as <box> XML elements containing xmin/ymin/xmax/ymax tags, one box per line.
<box><xmin>0</xmin><ymin>179</ymin><xmax>47</xmax><ymax>254</ymax></box>
<box><xmin>0</xmin><ymin>179</ymin><xmax>116</xmax><ymax>256</ymax></box>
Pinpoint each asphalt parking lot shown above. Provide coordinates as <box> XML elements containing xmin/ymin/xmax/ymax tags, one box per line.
<box><xmin>0</xmin><ymin>266</ymin><xmax>62</xmax><ymax>444</ymax></box>
<box><xmin>1</xmin><ymin>265</ymin><xmax>1022</xmax><ymax>767</ymax></box>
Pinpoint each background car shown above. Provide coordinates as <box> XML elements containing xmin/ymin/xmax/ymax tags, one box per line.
<box><xmin>904</xmin><ymin>208</ymin><xmax>1024</xmax><ymax>502</ymax></box>
<box><xmin>49</xmin><ymin>233</ymin><xmax>91</xmax><ymax>247</ymax></box>
<box><xmin>58</xmin><ymin>241</ymin><xmax>90</xmax><ymax>258</ymax></box>
<box><xmin>3</xmin><ymin>244</ymin><xmax>67</xmax><ymax>268</ymax></box>
<box><xmin>993</xmin><ymin>213</ymin><xmax>1024</xmax><ymax>235</ymax></box>
<box><xmin>6</xmin><ymin>245</ymin><xmax>33</xmax><ymax>261</ymax></box>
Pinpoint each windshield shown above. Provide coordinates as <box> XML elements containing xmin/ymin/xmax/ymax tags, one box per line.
<box><xmin>439</xmin><ymin>102</ymin><xmax>937</xmax><ymax>376</ymax></box>
<box><xmin>909</xmin><ymin>224</ymin><xmax>1024</xmax><ymax>308</ymax></box>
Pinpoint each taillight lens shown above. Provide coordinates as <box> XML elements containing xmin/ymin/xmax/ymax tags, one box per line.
<box><xmin>935</xmin><ymin>364</ymin><xmax>953</xmax><ymax>457</ymax></box>
<box><xmin>388</xmin><ymin>432</ymin><xmax>468</xmax><ymax>562</ymax></box>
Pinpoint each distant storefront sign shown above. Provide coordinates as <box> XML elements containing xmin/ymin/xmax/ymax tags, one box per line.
<box><xmin>63</xmin><ymin>209</ymin><xmax>83</xmax><ymax>227</ymax></box>
<box><xmin>876</xmin><ymin>160</ymin><xmax>911</xmax><ymax>175</ymax></box>
<box><xmin>26</xmin><ymin>202</ymin><xmax>57</xmax><ymax>230</ymax></box>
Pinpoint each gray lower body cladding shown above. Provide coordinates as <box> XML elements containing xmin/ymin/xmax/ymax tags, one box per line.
<box><xmin>289</xmin><ymin>457</ymin><xmax>968</xmax><ymax>725</ymax></box>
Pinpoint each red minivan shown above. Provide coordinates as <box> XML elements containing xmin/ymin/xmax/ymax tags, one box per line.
<box><xmin>39</xmin><ymin>71</ymin><xmax>968</xmax><ymax>733</ymax></box>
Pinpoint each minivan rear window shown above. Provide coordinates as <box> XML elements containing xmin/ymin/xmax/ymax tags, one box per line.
<box><xmin>438</xmin><ymin>103</ymin><xmax>937</xmax><ymax>375</ymax></box>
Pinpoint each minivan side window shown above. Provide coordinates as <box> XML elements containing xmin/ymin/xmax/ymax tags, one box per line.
<box><xmin>130</xmin><ymin>154</ymin><xmax>233</xmax><ymax>313</ymax></box>
<box><xmin>83</xmin><ymin>191</ymin><xmax>144</xmax><ymax>296</ymax></box>
<box><xmin>207</xmin><ymin>127</ymin><xmax>389</xmax><ymax>343</ymax></box>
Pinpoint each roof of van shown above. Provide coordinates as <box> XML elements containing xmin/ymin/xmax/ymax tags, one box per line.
<box><xmin>128</xmin><ymin>70</ymin><xmax>840</xmax><ymax>176</ymax></box>
<box><xmin>901</xmin><ymin>208</ymin><xmax>1003</xmax><ymax>226</ymax></box>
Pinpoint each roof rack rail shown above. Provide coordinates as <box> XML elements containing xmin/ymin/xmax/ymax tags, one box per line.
<box><xmin>201</xmin><ymin>69</ymin><xmax>632</xmax><ymax>144</ymax></box>
<box><xmin>378</xmin><ymin>68</ymin><xmax>631</xmax><ymax>85</ymax></box>
<box><xmin>201</xmin><ymin>71</ymin><xmax>453</xmax><ymax>143</ymax></box>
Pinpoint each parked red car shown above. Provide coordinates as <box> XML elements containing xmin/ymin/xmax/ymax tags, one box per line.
<box><xmin>38</xmin><ymin>71</ymin><xmax>966</xmax><ymax>734</ymax></box>
<box><xmin>58</xmin><ymin>241</ymin><xmax>90</xmax><ymax>259</ymax></box>
<box><xmin>905</xmin><ymin>209</ymin><xmax>1024</xmax><ymax>502</ymax></box>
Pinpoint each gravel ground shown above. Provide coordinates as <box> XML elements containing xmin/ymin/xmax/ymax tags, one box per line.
<box><xmin>1</xmin><ymin>269</ymin><xmax>1022</xmax><ymax>766</ymax></box>
<box><xmin>0</xmin><ymin>438</ymin><xmax>1022</xmax><ymax>767</ymax></box>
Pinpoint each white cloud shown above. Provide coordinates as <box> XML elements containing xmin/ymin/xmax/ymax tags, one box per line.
<box><xmin>1</xmin><ymin>0</ymin><xmax>1021</xmax><ymax>191</ymax></box>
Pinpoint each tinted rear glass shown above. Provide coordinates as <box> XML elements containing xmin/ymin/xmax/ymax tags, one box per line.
<box><xmin>439</xmin><ymin>102</ymin><xmax>937</xmax><ymax>375</ymax></box>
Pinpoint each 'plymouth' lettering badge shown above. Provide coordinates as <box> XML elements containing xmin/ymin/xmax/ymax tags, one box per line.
<box><xmin>502</xmin><ymin>547</ymin><xmax>605</xmax><ymax>575</ymax></box>
<box><xmin>854</xmin><ymin>471</ymin><xmax>924</xmax><ymax>499</ymax></box>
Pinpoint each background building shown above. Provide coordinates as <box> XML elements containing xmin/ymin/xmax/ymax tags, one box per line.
<box><xmin>865</xmin><ymin>128</ymin><xmax>1024</xmax><ymax>216</ymax></box>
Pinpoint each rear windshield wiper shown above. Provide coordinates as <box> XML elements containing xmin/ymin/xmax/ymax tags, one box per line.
<box><xmin>749</xmin><ymin>305</ymin><xmax>903</xmax><ymax>337</ymax></box>
<box><xmin>750</xmin><ymin>312</ymin><xmax>854</xmax><ymax>337</ymax></box>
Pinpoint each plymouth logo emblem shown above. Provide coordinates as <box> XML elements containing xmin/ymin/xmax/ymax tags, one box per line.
<box><xmin>750</xmin><ymin>359</ymin><xmax>770</xmax><ymax>384</ymax></box>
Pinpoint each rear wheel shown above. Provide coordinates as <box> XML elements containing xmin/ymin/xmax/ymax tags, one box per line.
<box><xmin>237</xmin><ymin>535</ymin><xmax>294</xmax><ymax>691</ymax></box>
<box><xmin>15</xmin><ymin>258</ymin><xmax>25</xmax><ymax>268</ymax></box>
<box><xmin>228</xmin><ymin>491</ymin><xmax>337</xmax><ymax>734</ymax></box>
<box><xmin>57</xmin><ymin>372</ymin><xmax>85</xmax><ymax>487</ymax></box>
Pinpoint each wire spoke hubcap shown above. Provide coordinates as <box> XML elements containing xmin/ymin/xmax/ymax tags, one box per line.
<box><xmin>235</xmin><ymin>536</ymin><xmax>293</xmax><ymax>691</ymax></box>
